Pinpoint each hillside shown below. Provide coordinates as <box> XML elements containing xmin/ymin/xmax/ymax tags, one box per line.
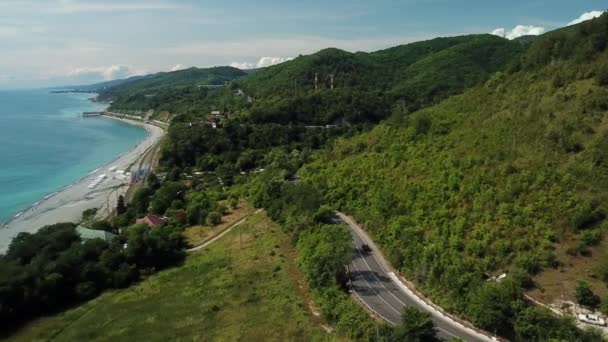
<box><xmin>97</xmin><ymin>66</ymin><xmax>247</xmax><ymax>113</ymax></box>
<box><xmin>7</xmin><ymin>213</ymin><xmax>332</xmax><ymax>341</ymax></box>
<box><xmin>239</xmin><ymin>34</ymin><xmax>526</xmax><ymax>124</ymax></box>
<box><xmin>301</xmin><ymin>13</ymin><xmax>608</xmax><ymax>339</ymax></box>
<box><xmin>100</xmin><ymin>34</ymin><xmax>526</xmax><ymax>125</ymax></box>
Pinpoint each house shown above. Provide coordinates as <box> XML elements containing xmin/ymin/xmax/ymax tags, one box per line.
<box><xmin>206</xmin><ymin>111</ymin><xmax>226</xmax><ymax>122</ymax></box>
<box><xmin>136</xmin><ymin>214</ymin><xmax>168</xmax><ymax>229</ymax></box>
<box><xmin>76</xmin><ymin>226</ymin><xmax>117</xmax><ymax>243</ymax></box>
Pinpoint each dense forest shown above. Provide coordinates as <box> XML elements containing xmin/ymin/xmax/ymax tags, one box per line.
<box><xmin>302</xmin><ymin>13</ymin><xmax>608</xmax><ymax>340</ymax></box>
<box><xmin>101</xmin><ymin>34</ymin><xmax>526</xmax><ymax>126</ymax></box>
<box><xmin>95</xmin><ymin>66</ymin><xmax>247</xmax><ymax>113</ymax></box>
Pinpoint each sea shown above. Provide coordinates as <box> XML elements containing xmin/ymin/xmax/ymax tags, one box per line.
<box><xmin>0</xmin><ymin>89</ymin><xmax>147</xmax><ymax>223</ymax></box>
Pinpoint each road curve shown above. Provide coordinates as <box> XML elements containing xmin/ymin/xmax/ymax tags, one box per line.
<box><xmin>339</xmin><ymin>212</ymin><xmax>499</xmax><ymax>342</ymax></box>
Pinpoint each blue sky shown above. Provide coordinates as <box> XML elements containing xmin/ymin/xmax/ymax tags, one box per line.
<box><xmin>0</xmin><ymin>0</ymin><xmax>605</xmax><ymax>88</ymax></box>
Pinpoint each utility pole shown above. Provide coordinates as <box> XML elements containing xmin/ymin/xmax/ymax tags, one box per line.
<box><xmin>330</xmin><ymin>74</ymin><xmax>335</xmax><ymax>90</ymax></box>
<box><xmin>314</xmin><ymin>73</ymin><xmax>318</xmax><ymax>92</ymax></box>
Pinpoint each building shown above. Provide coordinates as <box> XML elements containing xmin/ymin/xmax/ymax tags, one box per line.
<box><xmin>76</xmin><ymin>226</ymin><xmax>117</xmax><ymax>243</ymax></box>
<box><xmin>136</xmin><ymin>214</ymin><xmax>168</xmax><ymax>229</ymax></box>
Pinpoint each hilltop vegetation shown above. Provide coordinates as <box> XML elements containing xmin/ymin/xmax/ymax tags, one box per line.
<box><xmin>101</xmin><ymin>34</ymin><xmax>525</xmax><ymax>126</ymax></box>
<box><xmin>97</xmin><ymin>66</ymin><xmax>247</xmax><ymax>113</ymax></box>
<box><xmin>302</xmin><ymin>13</ymin><xmax>608</xmax><ymax>340</ymax></box>
<box><xmin>233</xmin><ymin>34</ymin><xmax>525</xmax><ymax>125</ymax></box>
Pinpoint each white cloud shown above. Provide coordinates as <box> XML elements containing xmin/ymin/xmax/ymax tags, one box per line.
<box><xmin>170</xmin><ymin>64</ymin><xmax>185</xmax><ymax>72</ymax></box>
<box><xmin>230</xmin><ymin>56</ymin><xmax>293</xmax><ymax>70</ymax></box>
<box><xmin>168</xmin><ymin>34</ymin><xmax>432</xmax><ymax>62</ymax></box>
<box><xmin>52</xmin><ymin>0</ymin><xmax>181</xmax><ymax>14</ymax></box>
<box><xmin>68</xmin><ymin>65</ymin><xmax>142</xmax><ymax>81</ymax></box>
<box><xmin>491</xmin><ymin>25</ymin><xmax>545</xmax><ymax>40</ymax></box>
<box><xmin>568</xmin><ymin>11</ymin><xmax>604</xmax><ymax>26</ymax></box>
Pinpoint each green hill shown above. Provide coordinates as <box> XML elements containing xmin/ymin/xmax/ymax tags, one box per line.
<box><xmin>239</xmin><ymin>34</ymin><xmax>526</xmax><ymax>124</ymax></box>
<box><xmin>97</xmin><ymin>66</ymin><xmax>247</xmax><ymax>113</ymax></box>
<box><xmin>301</xmin><ymin>14</ymin><xmax>608</xmax><ymax>339</ymax></box>
<box><xmin>99</xmin><ymin>34</ymin><xmax>526</xmax><ymax>124</ymax></box>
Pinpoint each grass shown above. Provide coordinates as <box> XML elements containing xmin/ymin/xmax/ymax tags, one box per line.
<box><xmin>529</xmin><ymin>234</ymin><xmax>608</xmax><ymax>304</ymax></box>
<box><xmin>8</xmin><ymin>212</ymin><xmax>333</xmax><ymax>342</ymax></box>
<box><xmin>182</xmin><ymin>200</ymin><xmax>255</xmax><ymax>247</ymax></box>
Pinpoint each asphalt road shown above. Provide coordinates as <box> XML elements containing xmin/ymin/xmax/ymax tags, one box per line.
<box><xmin>340</xmin><ymin>212</ymin><xmax>496</xmax><ymax>342</ymax></box>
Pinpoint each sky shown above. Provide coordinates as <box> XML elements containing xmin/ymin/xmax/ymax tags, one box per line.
<box><xmin>0</xmin><ymin>0</ymin><xmax>605</xmax><ymax>89</ymax></box>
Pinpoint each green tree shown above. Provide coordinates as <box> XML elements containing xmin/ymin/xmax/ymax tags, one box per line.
<box><xmin>207</xmin><ymin>211</ymin><xmax>222</xmax><ymax>226</ymax></box>
<box><xmin>466</xmin><ymin>280</ymin><xmax>523</xmax><ymax>334</ymax></box>
<box><xmin>575</xmin><ymin>281</ymin><xmax>600</xmax><ymax>307</ymax></box>
<box><xmin>597</xmin><ymin>64</ymin><xmax>608</xmax><ymax>86</ymax></box>
<box><xmin>394</xmin><ymin>307</ymin><xmax>438</xmax><ymax>342</ymax></box>
<box><xmin>116</xmin><ymin>195</ymin><xmax>127</xmax><ymax>215</ymax></box>
<box><xmin>297</xmin><ymin>225</ymin><xmax>351</xmax><ymax>288</ymax></box>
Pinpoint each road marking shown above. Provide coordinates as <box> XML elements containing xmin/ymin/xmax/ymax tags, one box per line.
<box><xmin>350</xmin><ymin>260</ymin><xmax>402</xmax><ymax>317</ymax></box>
<box><xmin>351</xmin><ymin>282</ymin><xmax>398</xmax><ymax>325</ymax></box>
<box><xmin>352</xmin><ymin>234</ymin><xmax>409</xmax><ymax>308</ymax></box>
<box><xmin>342</xmin><ymin>213</ymin><xmax>494</xmax><ymax>342</ymax></box>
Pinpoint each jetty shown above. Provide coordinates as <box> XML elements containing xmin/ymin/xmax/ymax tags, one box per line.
<box><xmin>79</xmin><ymin>111</ymin><xmax>103</xmax><ymax>118</ymax></box>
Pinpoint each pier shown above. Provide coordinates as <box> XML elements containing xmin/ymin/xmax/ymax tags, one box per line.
<box><xmin>78</xmin><ymin>111</ymin><xmax>103</xmax><ymax>118</ymax></box>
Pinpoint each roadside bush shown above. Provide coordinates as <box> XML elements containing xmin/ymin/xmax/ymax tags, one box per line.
<box><xmin>596</xmin><ymin>64</ymin><xmax>608</xmax><ymax>86</ymax></box>
<box><xmin>575</xmin><ymin>281</ymin><xmax>600</xmax><ymax>307</ymax></box>
<box><xmin>207</xmin><ymin>211</ymin><xmax>222</xmax><ymax>226</ymax></box>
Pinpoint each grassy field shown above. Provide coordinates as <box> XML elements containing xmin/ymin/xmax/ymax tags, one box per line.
<box><xmin>182</xmin><ymin>200</ymin><xmax>255</xmax><ymax>248</ymax></box>
<box><xmin>9</xmin><ymin>212</ymin><xmax>333</xmax><ymax>342</ymax></box>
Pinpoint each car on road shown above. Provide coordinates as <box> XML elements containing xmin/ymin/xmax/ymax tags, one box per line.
<box><xmin>578</xmin><ymin>313</ymin><xmax>606</xmax><ymax>326</ymax></box>
<box><xmin>361</xmin><ymin>244</ymin><xmax>372</xmax><ymax>253</ymax></box>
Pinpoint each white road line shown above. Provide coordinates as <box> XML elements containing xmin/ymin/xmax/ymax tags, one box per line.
<box><xmin>353</xmin><ymin>237</ymin><xmax>409</xmax><ymax>308</ymax></box>
<box><xmin>343</xmin><ymin>213</ymin><xmax>495</xmax><ymax>342</ymax></box>
<box><xmin>352</xmin><ymin>242</ymin><xmax>459</xmax><ymax>340</ymax></box>
<box><xmin>351</xmin><ymin>282</ymin><xmax>398</xmax><ymax>325</ymax></box>
<box><xmin>350</xmin><ymin>260</ymin><xmax>402</xmax><ymax>316</ymax></box>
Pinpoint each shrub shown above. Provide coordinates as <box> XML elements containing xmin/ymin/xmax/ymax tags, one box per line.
<box><xmin>597</xmin><ymin>64</ymin><xmax>608</xmax><ymax>86</ymax></box>
<box><xmin>578</xmin><ymin>229</ymin><xmax>602</xmax><ymax>247</ymax></box>
<box><xmin>207</xmin><ymin>211</ymin><xmax>222</xmax><ymax>226</ymax></box>
<box><xmin>575</xmin><ymin>281</ymin><xmax>600</xmax><ymax>307</ymax></box>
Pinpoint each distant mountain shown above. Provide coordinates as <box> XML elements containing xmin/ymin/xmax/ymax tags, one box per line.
<box><xmin>72</xmin><ymin>75</ymin><xmax>153</xmax><ymax>91</ymax></box>
<box><xmin>99</xmin><ymin>34</ymin><xmax>525</xmax><ymax>124</ymax></box>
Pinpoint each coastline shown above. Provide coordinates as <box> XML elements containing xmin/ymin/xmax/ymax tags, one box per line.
<box><xmin>0</xmin><ymin>115</ymin><xmax>165</xmax><ymax>253</ymax></box>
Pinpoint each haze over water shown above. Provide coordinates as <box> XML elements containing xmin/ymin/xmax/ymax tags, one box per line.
<box><xmin>0</xmin><ymin>89</ymin><xmax>147</xmax><ymax>223</ymax></box>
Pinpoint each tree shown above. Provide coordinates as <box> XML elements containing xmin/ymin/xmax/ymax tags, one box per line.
<box><xmin>575</xmin><ymin>281</ymin><xmax>600</xmax><ymax>307</ymax></box>
<box><xmin>207</xmin><ymin>211</ymin><xmax>222</xmax><ymax>226</ymax></box>
<box><xmin>297</xmin><ymin>225</ymin><xmax>351</xmax><ymax>288</ymax></box>
<box><xmin>116</xmin><ymin>195</ymin><xmax>127</xmax><ymax>215</ymax></box>
<box><xmin>597</xmin><ymin>64</ymin><xmax>608</xmax><ymax>86</ymax></box>
<box><xmin>466</xmin><ymin>280</ymin><xmax>523</xmax><ymax>334</ymax></box>
<box><xmin>394</xmin><ymin>307</ymin><xmax>438</xmax><ymax>342</ymax></box>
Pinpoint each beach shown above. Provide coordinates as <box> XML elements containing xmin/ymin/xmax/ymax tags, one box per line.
<box><xmin>0</xmin><ymin>116</ymin><xmax>165</xmax><ymax>253</ymax></box>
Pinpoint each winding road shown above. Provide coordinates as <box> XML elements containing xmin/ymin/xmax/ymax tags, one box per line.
<box><xmin>339</xmin><ymin>212</ymin><xmax>498</xmax><ymax>342</ymax></box>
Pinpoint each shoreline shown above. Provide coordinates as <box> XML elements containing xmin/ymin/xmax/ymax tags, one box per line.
<box><xmin>0</xmin><ymin>115</ymin><xmax>165</xmax><ymax>253</ymax></box>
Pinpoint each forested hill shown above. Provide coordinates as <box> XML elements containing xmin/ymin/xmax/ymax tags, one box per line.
<box><xmin>96</xmin><ymin>66</ymin><xmax>247</xmax><ymax>112</ymax></box>
<box><xmin>98</xmin><ymin>34</ymin><xmax>526</xmax><ymax>124</ymax></box>
<box><xmin>302</xmin><ymin>13</ymin><xmax>608</xmax><ymax>340</ymax></box>
<box><xmin>241</xmin><ymin>34</ymin><xmax>523</xmax><ymax>100</ymax></box>
<box><xmin>239</xmin><ymin>34</ymin><xmax>527</xmax><ymax>124</ymax></box>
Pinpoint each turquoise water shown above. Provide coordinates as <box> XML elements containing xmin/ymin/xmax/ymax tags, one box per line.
<box><xmin>0</xmin><ymin>89</ymin><xmax>147</xmax><ymax>223</ymax></box>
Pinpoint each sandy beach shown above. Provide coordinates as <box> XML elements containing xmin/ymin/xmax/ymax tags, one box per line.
<box><xmin>0</xmin><ymin>116</ymin><xmax>165</xmax><ymax>253</ymax></box>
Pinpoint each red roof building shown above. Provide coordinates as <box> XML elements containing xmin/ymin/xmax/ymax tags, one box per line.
<box><xmin>136</xmin><ymin>215</ymin><xmax>167</xmax><ymax>229</ymax></box>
